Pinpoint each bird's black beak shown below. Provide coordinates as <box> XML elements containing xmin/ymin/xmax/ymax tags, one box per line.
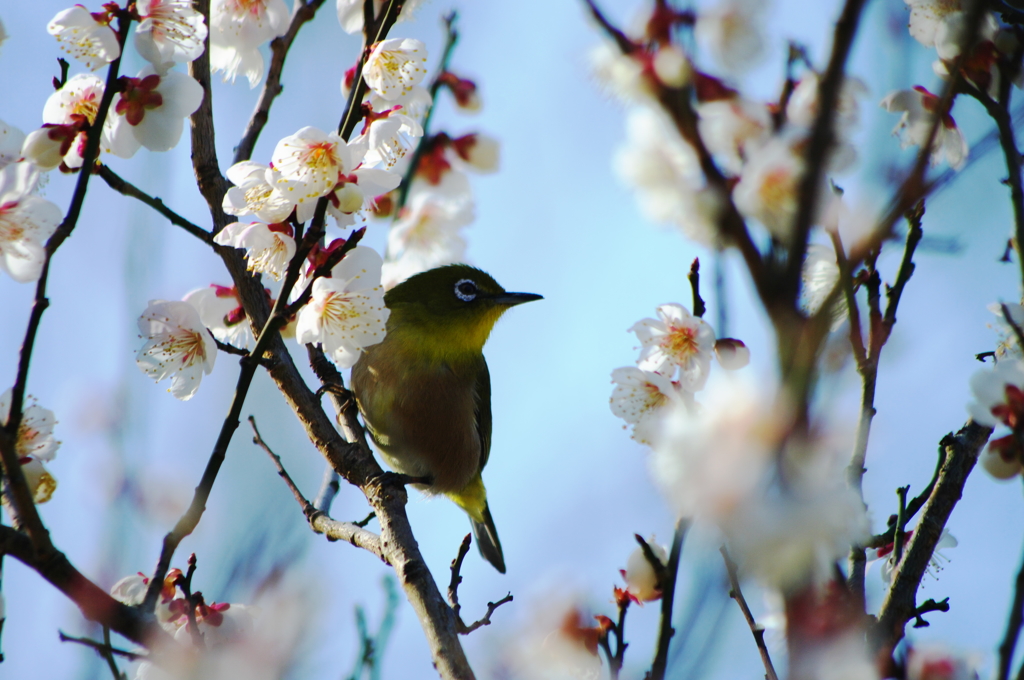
<box><xmin>489</xmin><ymin>292</ymin><xmax>543</xmax><ymax>306</ymax></box>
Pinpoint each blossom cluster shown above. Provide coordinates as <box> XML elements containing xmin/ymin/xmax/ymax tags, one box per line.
<box><xmin>0</xmin><ymin>389</ymin><xmax>61</xmax><ymax>504</ymax></box>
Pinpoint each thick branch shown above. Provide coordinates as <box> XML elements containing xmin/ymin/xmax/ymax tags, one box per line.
<box><xmin>873</xmin><ymin>420</ymin><xmax>991</xmax><ymax>655</ymax></box>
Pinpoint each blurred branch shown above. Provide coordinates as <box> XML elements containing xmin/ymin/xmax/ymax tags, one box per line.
<box><xmin>0</xmin><ymin>525</ymin><xmax>168</xmax><ymax>648</ymax></box>
<box><xmin>233</xmin><ymin>0</ymin><xmax>330</xmax><ymax>164</ymax></box>
<box><xmin>998</xmin><ymin>540</ymin><xmax>1024</xmax><ymax>680</ymax></box>
<box><xmin>59</xmin><ymin>629</ymin><xmax>143</xmax><ymax>662</ymax></box>
<box><xmin>396</xmin><ymin>10</ymin><xmax>460</xmax><ymax>213</ymax></box>
<box><xmin>873</xmin><ymin>420</ymin><xmax>992</xmax><ymax>656</ymax></box>
<box><xmin>446</xmin><ymin>534</ymin><xmax>513</xmax><ymax>635</ymax></box>
<box><xmin>721</xmin><ymin>547</ymin><xmax>778</xmax><ymax>680</ymax></box>
<box><xmin>650</xmin><ymin>517</ymin><xmax>690</xmax><ymax>680</ymax></box>
<box><xmin>249</xmin><ymin>416</ymin><xmax>386</xmax><ymax>560</ymax></box>
<box><xmin>96</xmin><ymin>165</ymin><xmax>213</xmax><ymax>244</ymax></box>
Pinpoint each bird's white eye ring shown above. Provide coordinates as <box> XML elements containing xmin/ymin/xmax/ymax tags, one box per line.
<box><xmin>454</xmin><ymin>278</ymin><xmax>478</xmax><ymax>302</ymax></box>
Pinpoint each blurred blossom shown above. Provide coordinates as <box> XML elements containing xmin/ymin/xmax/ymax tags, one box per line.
<box><xmin>134</xmin><ymin>0</ymin><xmax>208</xmax><ymax>68</ymax></box>
<box><xmin>610</xmin><ymin>366</ymin><xmax>685</xmax><ymax>446</ymax></box>
<box><xmin>988</xmin><ymin>302</ymin><xmax>1024</xmax><ymax>360</ymax></box>
<box><xmin>629</xmin><ymin>303</ymin><xmax>715</xmax><ymax>391</ymax></box>
<box><xmin>335</xmin><ymin>0</ymin><xmax>423</xmax><ymax>35</ymax></box>
<box><xmin>47</xmin><ymin>6</ymin><xmax>120</xmax><ymax>70</ymax></box>
<box><xmin>183</xmin><ymin>285</ymin><xmax>254</xmax><ymax>350</ymax></box>
<box><xmin>622</xmin><ymin>539</ymin><xmax>667</xmax><ymax>602</ymax></box>
<box><xmin>867</xmin><ymin>528</ymin><xmax>957</xmax><ymax>583</ymax></box>
<box><xmin>589</xmin><ymin>42</ymin><xmax>651</xmax><ymax>103</ymax></box>
<box><xmin>615</xmin><ymin>106</ymin><xmax>722</xmax><ymax>246</ymax></box>
<box><xmin>904</xmin><ymin>0</ymin><xmax>997</xmax><ymax>57</ymax></box>
<box><xmin>694</xmin><ymin>0</ymin><xmax>767</xmax><ymax>74</ymax></box>
<box><xmin>786</xmin><ymin>73</ymin><xmax>868</xmax><ymax>131</ymax></box>
<box><xmin>697</xmin><ymin>96</ymin><xmax>771</xmax><ymax>175</ymax></box>
<box><xmin>906</xmin><ymin>643</ymin><xmax>982</xmax><ymax>680</ymax></box>
<box><xmin>136</xmin><ymin>300</ymin><xmax>218</xmax><ymax>401</ymax></box>
<box><xmin>497</xmin><ymin>599</ymin><xmax>603</xmax><ymax>680</ymax></box>
<box><xmin>800</xmin><ymin>243</ymin><xmax>841</xmax><ymax>318</ymax></box>
<box><xmin>210</xmin><ymin>0</ymin><xmax>289</xmax><ymax>88</ymax></box>
<box><xmin>881</xmin><ymin>87</ymin><xmax>967</xmax><ymax>169</ymax></box>
<box><xmin>714</xmin><ymin>338</ymin><xmax>750</xmax><ymax>370</ymax></box>
<box><xmin>732</xmin><ymin>134</ymin><xmax>806</xmax><ymax>241</ymax></box>
<box><xmin>383</xmin><ymin>189</ymin><xmax>473</xmax><ymax>288</ymax></box>
<box><xmin>295</xmin><ymin>246</ymin><xmax>389</xmax><ymax>369</ymax></box>
<box><xmin>0</xmin><ymin>118</ymin><xmax>25</xmax><ymax>169</ymax></box>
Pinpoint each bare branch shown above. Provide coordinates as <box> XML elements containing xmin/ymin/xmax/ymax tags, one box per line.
<box><xmin>447</xmin><ymin>534</ymin><xmax>513</xmax><ymax>635</ymax></box>
<box><xmin>96</xmin><ymin>165</ymin><xmax>212</xmax><ymax>244</ymax></box>
<box><xmin>650</xmin><ymin>517</ymin><xmax>690</xmax><ymax>680</ymax></box>
<box><xmin>721</xmin><ymin>546</ymin><xmax>779</xmax><ymax>680</ymax></box>
<box><xmin>688</xmin><ymin>258</ymin><xmax>706</xmax><ymax>319</ymax></box>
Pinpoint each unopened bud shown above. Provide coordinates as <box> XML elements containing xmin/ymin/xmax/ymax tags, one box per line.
<box><xmin>624</xmin><ymin>540</ymin><xmax>667</xmax><ymax>602</ymax></box>
<box><xmin>452</xmin><ymin>133</ymin><xmax>499</xmax><ymax>173</ymax></box>
<box><xmin>714</xmin><ymin>338</ymin><xmax>750</xmax><ymax>370</ymax></box>
<box><xmin>22</xmin><ymin>128</ymin><xmax>65</xmax><ymax>170</ymax></box>
<box><xmin>982</xmin><ymin>445</ymin><xmax>1022</xmax><ymax>480</ymax></box>
<box><xmin>653</xmin><ymin>45</ymin><xmax>692</xmax><ymax>88</ymax></box>
<box><xmin>335</xmin><ymin>184</ymin><xmax>364</xmax><ymax>213</ymax></box>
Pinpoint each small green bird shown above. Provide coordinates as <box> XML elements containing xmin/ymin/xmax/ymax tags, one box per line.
<box><xmin>351</xmin><ymin>264</ymin><xmax>542</xmax><ymax>573</ymax></box>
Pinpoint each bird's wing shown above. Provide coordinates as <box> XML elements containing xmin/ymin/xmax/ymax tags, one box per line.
<box><xmin>474</xmin><ymin>357</ymin><xmax>492</xmax><ymax>472</ymax></box>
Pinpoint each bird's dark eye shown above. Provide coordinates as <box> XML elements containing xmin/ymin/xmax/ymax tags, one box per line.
<box><xmin>454</xmin><ymin>278</ymin><xmax>478</xmax><ymax>302</ymax></box>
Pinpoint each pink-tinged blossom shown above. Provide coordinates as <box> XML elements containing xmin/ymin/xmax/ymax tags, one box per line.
<box><xmin>183</xmin><ymin>285</ymin><xmax>254</xmax><ymax>350</ymax></box>
<box><xmin>867</xmin><ymin>528</ymin><xmax>957</xmax><ymax>584</ymax></box>
<box><xmin>210</xmin><ymin>0</ymin><xmax>289</xmax><ymax>88</ymax></box>
<box><xmin>622</xmin><ymin>540</ymin><xmax>667</xmax><ymax>602</ymax></box>
<box><xmin>223</xmin><ymin>160</ymin><xmax>295</xmax><ymax>223</ymax></box>
<box><xmin>136</xmin><ymin>300</ymin><xmax>218</xmax><ymax>401</ymax></box>
<box><xmin>106</xmin><ymin>67</ymin><xmax>203</xmax><ymax>156</ymax></box>
<box><xmin>0</xmin><ymin>162</ymin><xmax>62</xmax><ymax>283</ymax></box>
<box><xmin>327</xmin><ymin>166</ymin><xmax>402</xmax><ymax>227</ymax></box>
<box><xmin>968</xmin><ymin>358</ymin><xmax>1024</xmax><ymax>473</ymax></box>
<box><xmin>295</xmin><ymin>247</ymin><xmax>389</xmax><ymax>369</ymax></box>
<box><xmin>616</xmin><ymin>106</ymin><xmax>722</xmax><ymax>246</ymax></box>
<box><xmin>609</xmin><ymin>367</ymin><xmax>683</xmax><ymax>446</ymax></box>
<box><xmin>135</xmin><ymin>0</ymin><xmax>208</xmax><ymax>67</ymax></box>
<box><xmin>213</xmin><ymin>221</ymin><xmax>295</xmax><ymax>281</ymax></box>
<box><xmin>359</xmin><ymin>112</ymin><xmax>424</xmax><ymax>170</ymax></box>
<box><xmin>881</xmin><ymin>86</ymin><xmax>967</xmax><ymax>169</ymax></box>
<box><xmin>630</xmin><ymin>303</ymin><xmax>715</xmax><ymax>391</ymax></box>
<box><xmin>0</xmin><ymin>119</ymin><xmax>26</xmax><ymax>170</ymax></box>
<box><xmin>47</xmin><ymin>6</ymin><xmax>120</xmax><ymax>71</ymax></box>
<box><xmin>271</xmin><ymin>126</ymin><xmax>364</xmax><ymax>207</ymax></box>
<box><xmin>906</xmin><ymin>643</ymin><xmax>981</xmax><ymax>680</ymax></box>
<box><xmin>694</xmin><ymin>0</ymin><xmax>766</xmax><ymax>74</ymax></box>
<box><xmin>714</xmin><ymin>338</ymin><xmax>750</xmax><ymax>370</ymax></box>
<box><xmin>37</xmin><ymin>73</ymin><xmax>111</xmax><ymax>169</ymax></box>
<box><xmin>363</xmin><ymin>38</ymin><xmax>428</xmax><ymax>101</ymax></box>
<box><xmin>449</xmin><ymin>133</ymin><xmax>500</xmax><ymax>173</ymax></box>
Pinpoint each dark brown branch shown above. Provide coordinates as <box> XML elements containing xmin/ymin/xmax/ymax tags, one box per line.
<box><xmin>721</xmin><ymin>547</ymin><xmax>779</xmax><ymax>680</ymax></box>
<box><xmin>688</xmin><ymin>258</ymin><xmax>706</xmax><ymax>319</ymax></box>
<box><xmin>0</xmin><ymin>526</ymin><xmax>169</xmax><ymax>648</ymax></box>
<box><xmin>233</xmin><ymin>0</ymin><xmax>330</xmax><ymax>164</ymax></box>
<box><xmin>249</xmin><ymin>416</ymin><xmax>385</xmax><ymax>559</ymax></box>
<box><xmin>650</xmin><ymin>517</ymin><xmax>690</xmax><ymax>680</ymax></box>
<box><xmin>446</xmin><ymin>534</ymin><xmax>512</xmax><ymax>635</ymax></box>
<box><xmin>999</xmin><ymin>540</ymin><xmax>1024</xmax><ymax>680</ymax></box>
<box><xmin>96</xmin><ymin>165</ymin><xmax>212</xmax><ymax>244</ymax></box>
<box><xmin>873</xmin><ymin>420</ymin><xmax>991</xmax><ymax>656</ymax></box>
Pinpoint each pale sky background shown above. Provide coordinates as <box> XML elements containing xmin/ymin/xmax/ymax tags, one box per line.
<box><xmin>1</xmin><ymin>1</ymin><xmax>1024</xmax><ymax>679</ymax></box>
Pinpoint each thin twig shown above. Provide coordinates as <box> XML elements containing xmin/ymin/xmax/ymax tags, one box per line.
<box><xmin>446</xmin><ymin>534</ymin><xmax>512</xmax><ymax>634</ymax></box>
<box><xmin>249</xmin><ymin>416</ymin><xmax>386</xmax><ymax>560</ymax></box>
<box><xmin>96</xmin><ymin>165</ymin><xmax>212</xmax><ymax>244</ymax></box>
<box><xmin>59</xmin><ymin>630</ymin><xmax>143</xmax><ymax>662</ymax></box>
<box><xmin>721</xmin><ymin>547</ymin><xmax>779</xmax><ymax>680</ymax></box>
<box><xmin>998</xmin><ymin>540</ymin><xmax>1024</xmax><ymax>680</ymax></box>
<box><xmin>688</xmin><ymin>258</ymin><xmax>706</xmax><ymax>319</ymax></box>
<box><xmin>650</xmin><ymin>517</ymin><xmax>690</xmax><ymax>680</ymax></box>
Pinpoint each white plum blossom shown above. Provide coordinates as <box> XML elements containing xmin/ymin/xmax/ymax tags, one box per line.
<box><xmin>868</xmin><ymin>528</ymin><xmax>958</xmax><ymax>584</ymax></box>
<box><xmin>135</xmin><ymin>0</ymin><xmax>208</xmax><ymax>67</ymax></box>
<box><xmin>697</xmin><ymin>97</ymin><xmax>772</xmax><ymax>175</ymax></box>
<box><xmin>327</xmin><ymin>166</ymin><xmax>402</xmax><ymax>226</ymax></box>
<box><xmin>449</xmin><ymin>133</ymin><xmax>500</xmax><ymax>173</ymax></box>
<box><xmin>359</xmin><ymin>112</ymin><xmax>424</xmax><ymax>169</ymax></box>
<box><xmin>967</xmin><ymin>358</ymin><xmax>1024</xmax><ymax>428</ymax></box>
<box><xmin>367</xmin><ymin>84</ymin><xmax>433</xmax><ymax>119</ymax></box>
<box><xmin>616</xmin><ymin>106</ymin><xmax>722</xmax><ymax>246</ymax></box>
<box><xmin>589</xmin><ymin>42</ymin><xmax>652</xmax><ymax>103</ymax></box>
<box><xmin>623</xmin><ymin>540</ymin><xmax>668</xmax><ymax>602</ymax></box>
<box><xmin>787</xmin><ymin>73</ymin><xmax>869</xmax><ymax>131</ymax></box>
<box><xmin>0</xmin><ymin>389</ymin><xmax>60</xmax><ymax>504</ymax></box>
<box><xmin>335</xmin><ymin>0</ymin><xmax>423</xmax><ymax>34</ymax></box>
<box><xmin>136</xmin><ymin>300</ymin><xmax>218</xmax><ymax>401</ymax></box>
<box><xmin>714</xmin><ymin>338</ymin><xmax>750</xmax><ymax>370</ymax></box>
<box><xmin>271</xmin><ymin>127</ymin><xmax>364</xmax><ymax>208</ymax></box>
<box><xmin>295</xmin><ymin>246</ymin><xmax>389</xmax><ymax>368</ymax></box>
<box><xmin>630</xmin><ymin>303</ymin><xmax>715</xmax><ymax>391</ymax></box>
<box><xmin>183</xmin><ymin>285</ymin><xmax>254</xmax><ymax>350</ymax></box>
<box><xmin>210</xmin><ymin>0</ymin><xmax>289</xmax><ymax>88</ymax></box>
<box><xmin>609</xmin><ymin>366</ymin><xmax>683</xmax><ymax>446</ymax></box>
<box><xmin>47</xmin><ymin>6</ymin><xmax>120</xmax><ymax>70</ymax></box>
<box><xmin>0</xmin><ymin>119</ymin><xmax>26</xmax><ymax>169</ymax></box>
<box><xmin>213</xmin><ymin>221</ymin><xmax>296</xmax><ymax>281</ymax></box>
<box><xmin>37</xmin><ymin>73</ymin><xmax>110</xmax><ymax>169</ymax></box>
<box><xmin>0</xmin><ymin>162</ymin><xmax>62</xmax><ymax>283</ymax></box>
<box><xmin>694</xmin><ymin>0</ymin><xmax>766</xmax><ymax>74</ymax></box>
<box><xmin>904</xmin><ymin>0</ymin><xmax>998</xmax><ymax>59</ymax></box>
<box><xmin>223</xmin><ymin>161</ymin><xmax>295</xmax><ymax>224</ymax></box>
<box><xmin>882</xmin><ymin>86</ymin><xmax>968</xmax><ymax>169</ymax></box>
<box><xmin>801</xmin><ymin>243</ymin><xmax>844</xmax><ymax>326</ymax></box>
<box><xmin>106</xmin><ymin>67</ymin><xmax>204</xmax><ymax>156</ymax></box>
<box><xmin>363</xmin><ymin>38</ymin><xmax>428</xmax><ymax>101</ymax></box>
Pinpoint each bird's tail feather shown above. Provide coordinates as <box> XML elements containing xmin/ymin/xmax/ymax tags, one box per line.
<box><xmin>471</xmin><ymin>503</ymin><xmax>506</xmax><ymax>574</ymax></box>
